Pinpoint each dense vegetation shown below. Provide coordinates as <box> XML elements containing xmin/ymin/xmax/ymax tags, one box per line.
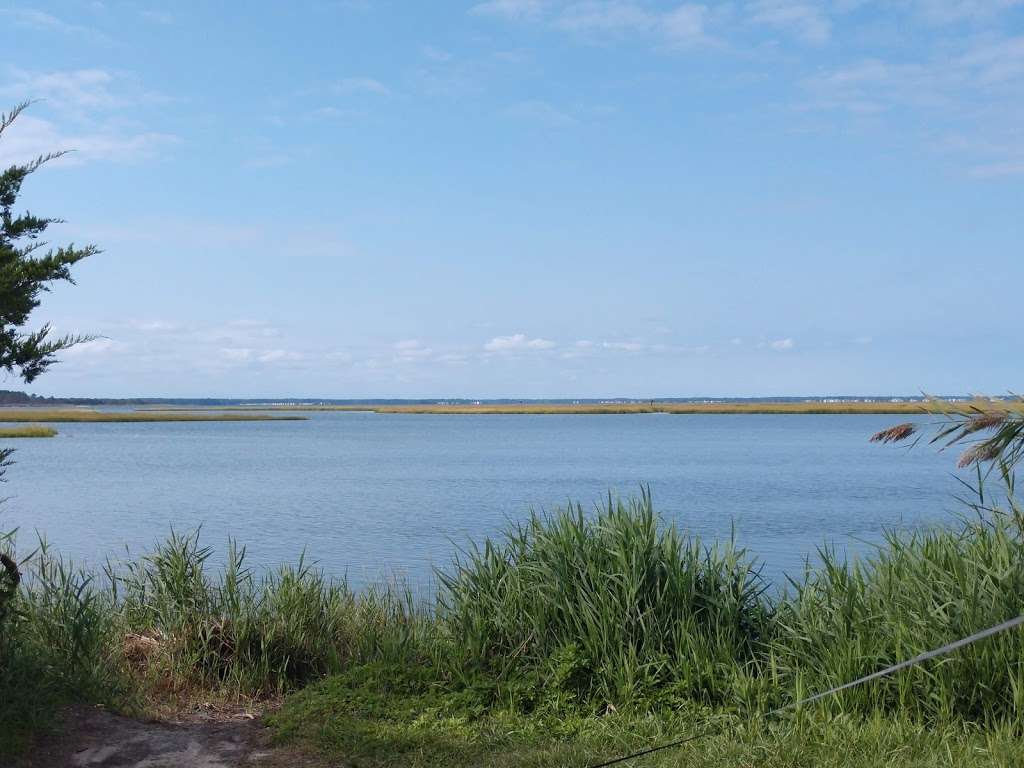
<box><xmin>0</xmin><ymin>425</ymin><xmax>56</xmax><ymax>438</ymax></box>
<box><xmin>2</xmin><ymin>483</ymin><xmax>1023</xmax><ymax>764</ymax></box>
<box><xmin>0</xmin><ymin>101</ymin><xmax>96</xmax><ymax>665</ymax></box>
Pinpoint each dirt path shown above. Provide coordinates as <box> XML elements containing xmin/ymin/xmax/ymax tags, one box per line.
<box><xmin>21</xmin><ymin>706</ymin><xmax>329</xmax><ymax>768</ymax></box>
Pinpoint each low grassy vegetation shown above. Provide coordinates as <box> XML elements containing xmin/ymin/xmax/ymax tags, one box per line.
<box><xmin>0</xmin><ymin>408</ymin><xmax>306</xmax><ymax>422</ymax></box>
<box><xmin>0</xmin><ymin>425</ymin><xmax>56</xmax><ymax>437</ymax></box>
<box><xmin>169</xmin><ymin>398</ymin><xmax>1023</xmax><ymax>415</ymax></box>
<box><xmin>2</xmin><ymin>486</ymin><xmax>1024</xmax><ymax>764</ymax></box>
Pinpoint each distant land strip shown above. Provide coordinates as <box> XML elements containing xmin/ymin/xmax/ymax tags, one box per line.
<box><xmin>138</xmin><ymin>399</ymin><xmax>1020</xmax><ymax>416</ymax></box>
<box><xmin>0</xmin><ymin>409</ymin><xmax>307</xmax><ymax>423</ymax></box>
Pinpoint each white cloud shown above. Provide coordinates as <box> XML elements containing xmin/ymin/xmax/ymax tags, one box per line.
<box><xmin>0</xmin><ymin>113</ymin><xmax>178</xmax><ymax>168</ymax></box>
<box><xmin>133</xmin><ymin>320</ymin><xmax>180</xmax><ymax>333</ymax></box>
<box><xmin>970</xmin><ymin>160</ymin><xmax>1024</xmax><ymax>178</ymax></box>
<box><xmin>257</xmin><ymin>350</ymin><xmax>304</xmax><ymax>364</ymax></box>
<box><xmin>554</xmin><ymin>1</ymin><xmax>712</xmax><ymax>47</ymax></box>
<box><xmin>555</xmin><ymin>1</ymin><xmax>655</xmax><ymax>33</ymax></box>
<box><xmin>912</xmin><ymin>0</ymin><xmax>1023</xmax><ymax>24</ymax></box>
<box><xmin>800</xmin><ymin>34</ymin><xmax>1024</xmax><ymax>175</ymax></box>
<box><xmin>4</xmin><ymin>68</ymin><xmax>119</xmax><ymax>111</ymax></box>
<box><xmin>602</xmin><ymin>340</ymin><xmax>645</xmax><ymax>352</ymax></box>
<box><xmin>1</xmin><ymin>67</ymin><xmax>165</xmax><ymax>117</ymax></box>
<box><xmin>421</xmin><ymin>45</ymin><xmax>454</xmax><ymax>62</ymax></box>
<box><xmin>484</xmin><ymin>333</ymin><xmax>557</xmax><ymax>352</ymax></box>
<box><xmin>471</xmin><ymin>0</ymin><xmax>547</xmax><ymax>20</ymax></box>
<box><xmin>309</xmin><ymin>106</ymin><xmax>368</xmax><ymax>122</ymax></box>
<box><xmin>332</xmin><ymin>77</ymin><xmax>391</xmax><ymax>96</ymax></box>
<box><xmin>61</xmin><ymin>337</ymin><xmax>119</xmax><ymax>357</ymax></box>
<box><xmin>0</xmin><ymin>68</ymin><xmax>176</xmax><ymax>168</ymax></box>
<box><xmin>505</xmin><ymin>100</ymin><xmax>577</xmax><ymax>126</ymax></box>
<box><xmin>661</xmin><ymin>4</ymin><xmax>710</xmax><ymax>48</ymax></box>
<box><xmin>393</xmin><ymin>339</ymin><xmax>434</xmax><ymax>362</ymax></box>
<box><xmin>769</xmin><ymin>338</ymin><xmax>795</xmax><ymax>350</ymax></box>
<box><xmin>243</xmin><ymin>153</ymin><xmax>293</xmax><ymax>169</ymax></box>
<box><xmin>140</xmin><ymin>9</ymin><xmax>174</xmax><ymax>24</ymax></box>
<box><xmin>471</xmin><ymin>0</ymin><xmax>712</xmax><ymax>48</ymax></box>
<box><xmin>0</xmin><ymin>8</ymin><xmax>108</xmax><ymax>41</ymax></box>
<box><xmin>748</xmin><ymin>1</ymin><xmax>830</xmax><ymax>45</ymax></box>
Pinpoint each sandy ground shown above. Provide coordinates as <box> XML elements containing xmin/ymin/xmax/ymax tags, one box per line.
<box><xmin>19</xmin><ymin>706</ymin><xmax>330</xmax><ymax>768</ymax></box>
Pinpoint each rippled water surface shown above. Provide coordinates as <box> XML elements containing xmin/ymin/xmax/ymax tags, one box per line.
<box><xmin>1</xmin><ymin>413</ymin><xmax>966</xmax><ymax>589</ymax></box>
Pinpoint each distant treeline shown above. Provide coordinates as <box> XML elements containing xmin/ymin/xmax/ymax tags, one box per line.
<box><xmin>0</xmin><ymin>390</ymin><xmax>968</xmax><ymax>407</ymax></box>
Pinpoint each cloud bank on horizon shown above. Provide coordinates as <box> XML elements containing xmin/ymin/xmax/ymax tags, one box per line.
<box><xmin>2</xmin><ymin>1</ymin><xmax>1021</xmax><ymax>398</ymax></box>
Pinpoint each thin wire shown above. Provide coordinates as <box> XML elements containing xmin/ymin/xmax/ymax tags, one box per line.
<box><xmin>586</xmin><ymin>613</ymin><xmax>1024</xmax><ymax>768</ymax></box>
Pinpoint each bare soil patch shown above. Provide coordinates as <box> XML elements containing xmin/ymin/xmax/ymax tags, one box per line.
<box><xmin>19</xmin><ymin>705</ymin><xmax>328</xmax><ymax>768</ymax></box>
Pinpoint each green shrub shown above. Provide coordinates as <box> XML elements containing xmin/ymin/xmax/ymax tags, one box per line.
<box><xmin>111</xmin><ymin>530</ymin><xmax>426</xmax><ymax>695</ymax></box>
<box><xmin>773</xmin><ymin>490</ymin><xmax>1024</xmax><ymax>725</ymax></box>
<box><xmin>436</xmin><ymin>489</ymin><xmax>772</xmax><ymax>710</ymax></box>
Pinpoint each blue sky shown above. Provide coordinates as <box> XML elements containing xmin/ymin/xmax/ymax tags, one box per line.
<box><xmin>2</xmin><ymin>1</ymin><xmax>1022</xmax><ymax>398</ymax></box>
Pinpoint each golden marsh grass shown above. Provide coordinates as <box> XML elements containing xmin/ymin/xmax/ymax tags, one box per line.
<box><xmin>0</xmin><ymin>425</ymin><xmax>58</xmax><ymax>437</ymax></box>
<box><xmin>163</xmin><ymin>399</ymin><xmax>1020</xmax><ymax>416</ymax></box>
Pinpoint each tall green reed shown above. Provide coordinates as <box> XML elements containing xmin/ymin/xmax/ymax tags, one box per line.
<box><xmin>773</xmin><ymin>478</ymin><xmax>1024</xmax><ymax>725</ymax></box>
<box><xmin>437</xmin><ymin>489</ymin><xmax>772</xmax><ymax>710</ymax></box>
<box><xmin>110</xmin><ymin>530</ymin><xmax>428</xmax><ymax>695</ymax></box>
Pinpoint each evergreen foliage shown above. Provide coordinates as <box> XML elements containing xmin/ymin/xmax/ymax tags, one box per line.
<box><xmin>0</xmin><ymin>102</ymin><xmax>96</xmax><ymax>384</ymax></box>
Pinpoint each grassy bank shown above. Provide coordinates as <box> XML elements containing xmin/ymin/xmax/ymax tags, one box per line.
<box><xmin>152</xmin><ymin>399</ymin><xmax>1020</xmax><ymax>415</ymax></box>
<box><xmin>271</xmin><ymin>668</ymin><xmax>1024</xmax><ymax>767</ymax></box>
<box><xmin>2</xmin><ymin>488</ymin><xmax>1023</xmax><ymax>763</ymax></box>
<box><xmin>0</xmin><ymin>408</ymin><xmax>307</xmax><ymax>422</ymax></box>
<box><xmin>0</xmin><ymin>425</ymin><xmax>57</xmax><ymax>437</ymax></box>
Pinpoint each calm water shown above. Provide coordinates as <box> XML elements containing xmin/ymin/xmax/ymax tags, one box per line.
<box><xmin>0</xmin><ymin>413</ymin><xmax>966</xmax><ymax>590</ymax></box>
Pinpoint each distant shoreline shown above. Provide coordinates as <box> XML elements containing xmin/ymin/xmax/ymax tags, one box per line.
<box><xmin>3</xmin><ymin>398</ymin><xmax>1018</xmax><ymax>418</ymax></box>
<box><xmin>137</xmin><ymin>400</ymin><xmax>1005</xmax><ymax>415</ymax></box>
<box><xmin>0</xmin><ymin>408</ymin><xmax>306</xmax><ymax>423</ymax></box>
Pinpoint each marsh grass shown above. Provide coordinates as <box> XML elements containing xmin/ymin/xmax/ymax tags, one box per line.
<box><xmin>773</xmin><ymin>483</ymin><xmax>1024</xmax><ymax>724</ymax></box>
<box><xmin>436</xmin><ymin>490</ymin><xmax>772</xmax><ymax>711</ymax></box>
<box><xmin>3</xmin><ymin>485</ymin><xmax>1024</xmax><ymax>759</ymax></box>
<box><xmin>0</xmin><ymin>424</ymin><xmax>57</xmax><ymax>437</ymax></box>
<box><xmin>181</xmin><ymin>398</ymin><xmax>1024</xmax><ymax>415</ymax></box>
<box><xmin>110</xmin><ymin>531</ymin><xmax>428</xmax><ymax>697</ymax></box>
<box><xmin>0</xmin><ymin>531</ymin><xmax>426</xmax><ymax>751</ymax></box>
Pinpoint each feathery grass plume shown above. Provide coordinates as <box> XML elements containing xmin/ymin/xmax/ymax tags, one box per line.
<box><xmin>869</xmin><ymin>423</ymin><xmax>917</xmax><ymax>444</ymax></box>
<box><xmin>872</xmin><ymin>396</ymin><xmax>1024</xmax><ymax>470</ymax></box>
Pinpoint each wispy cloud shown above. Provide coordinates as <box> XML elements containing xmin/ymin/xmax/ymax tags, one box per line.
<box><xmin>332</xmin><ymin>77</ymin><xmax>392</xmax><ymax>96</ymax></box>
<box><xmin>505</xmin><ymin>100</ymin><xmax>577</xmax><ymax>126</ymax></box>
<box><xmin>800</xmin><ymin>34</ymin><xmax>1024</xmax><ymax>176</ymax></box>
<box><xmin>140</xmin><ymin>9</ymin><xmax>174</xmax><ymax>24</ymax></box>
<box><xmin>421</xmin><ymin>45</ymin><xmax>454</xmax><ymax>62</ymax></box>
<box><xmin>484</xmin><ymin>333</ymin><xmax>557</xmax><ymax>352</ymax></box>
<box><xmin>0</xmin><ymin>8</ymin><xmax>109</xmax><ymax>42</ymax></box>
<box><xmin>0</xmin><ymin>67</ymin><xmax>176</xmax><ymax>167</ymax></box>
<box><xmin>470</xmin><ymin>0</ymin><xmax>547</xmax><ymax>20</ymax></box>
<box><xmin>912</xmin><ymin>0</ymin><xmax>1023</xmax><ymax>25</ymax></box>
<box><xmin>747</xmin><ymin>1</ymin><xmax>831</xmax><ymax>45</ymax></box>
<box><xmin>0</xmin><ymin>113</ymin><xmax>178</xmax><ymax>167</ymax></box>
<box><xmin>556</xmin><ymin>1</ymin><xmax>712</xmax><ymax>48</ymax></box>
<box><xmin>472</xmin><ymin>0</ymin><xmax>713</xmax><ymax>49</ymax></box>
<box><xmin>0</xmin><ymin>67</ymin><xmax>161</xmax><ymax>114</ymax></box>
<box><xmin>970</xmin><ymin>159</ymin><xmax>1024</xmax><ymax>178</ymax></box>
